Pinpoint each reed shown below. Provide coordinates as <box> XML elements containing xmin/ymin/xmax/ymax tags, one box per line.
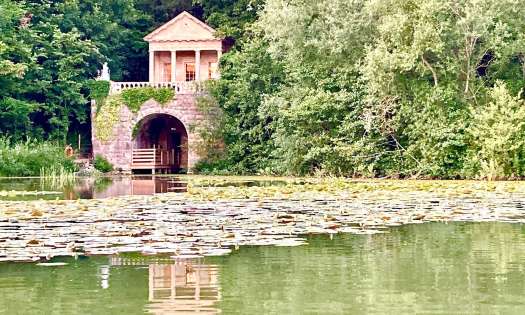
<box><xmin>39</xmin><ymin>165</ymin><xmax>76</xmax><ymax>189</ymax></box>
<box><xmin>0</xmin><ymin>137</ymin><xmax>77</xmax><ymax>177</ymax></box>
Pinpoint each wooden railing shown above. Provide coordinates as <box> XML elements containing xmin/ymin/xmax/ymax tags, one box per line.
<box><xmin>109</xmin><ymin>81</ymin><xmax>205</xmax><ymax>95</ymax></box>
<box><xmin>131</xmin><ymin>148</ymin><xmax>177</xmax><ymax>171</ymax></box>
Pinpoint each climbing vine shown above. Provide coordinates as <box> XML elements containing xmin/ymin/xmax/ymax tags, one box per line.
<box><xmin>131</xmin><ymin>122</ymin><xmax>141</xmax><ymax>139</ymax></box>
<box><xmin>121</xmin><ymin>87</ymin><xmax>175</xmax><ymax>113</ymax></box>
<box><xmin>94</xmin><ymin>87</ymin><xmax>176</xmax><ymax>142</ymax></box>
<box><xmin>94</xmin><ymin>95</ymin><xmax>123</xmax><ymax>142</ymax></box>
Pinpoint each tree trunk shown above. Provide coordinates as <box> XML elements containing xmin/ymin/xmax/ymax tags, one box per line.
<box><xmin>421</xmin><ymin>55</ymin><xmax>438</xmax><ymax>87</ymax></box>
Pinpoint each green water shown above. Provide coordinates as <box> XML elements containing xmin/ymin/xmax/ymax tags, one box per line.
<box><xmin>1</xmin><ymin>222</ymin><xmax>525</xmax><ymax>314</ymax></box>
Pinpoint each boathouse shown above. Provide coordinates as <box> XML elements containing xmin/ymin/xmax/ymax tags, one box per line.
<box><xmin>91</xmin><ymin>12</ymin><xmax>224</xmax><ymax>173</ymax></box>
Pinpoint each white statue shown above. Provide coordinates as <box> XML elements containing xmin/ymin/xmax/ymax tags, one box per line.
<box><xmin>97</xmin><ymin>62</ymin><xmax>111</xmax><ymax>81</ymax></box>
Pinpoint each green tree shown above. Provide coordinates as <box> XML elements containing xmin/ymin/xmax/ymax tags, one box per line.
<box><xmin>54</xmin><ymin>0</ymin><xmax>152</xmax><ymax>81</ymax></box>
<box><xmin>196</xmin><ymin>0</ymin><xmax>264</xmax><ymax>43</ymax></box>
<box><xmin>0</xmin><ymin>0</ymin><xmax>35</xmax><ymax>139</ymax></box>
<box><xmin>0</xmin><ymin>0</ymin><xmax>151</xmax><ymax>142</ymax></box>
<box><xmin>255</xmin><ymin>0</ymin><xmax>386</xmax><ymax>175</ymax></box>
<box><xmin>361</xmin><ymin>0</ymin><xmax>525</xmax><ymax>177</ymax></box>
<box><xmin>207</xmin><ymin>38</ymin><xmax>284</xmax><ymax>173</ymax></box>
<box><xmin>466</xmin><ymin>82</ymin><xmax>525</xmax><ymax>179</ymax></box>
<box><xmin>136</xmin><ymin>0</ymin><xmax>196</xmax><ymax>27</ymax></box>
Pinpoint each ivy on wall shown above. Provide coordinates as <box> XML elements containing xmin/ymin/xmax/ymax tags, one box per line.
<box><xmin>94</xmin><ymin>95</ymin><xmax>123</xmax><ymax>142</ymax></box>
<box><xmin>93</xmin><ymin>87</ymin><xmax>176</xmax><ymax>142</ymax></box>
<box><xmin>86</xmin><ymin>80</ymin><xmax>111</xmax><ymax>110</ymax></box>
<box><xmin>121</xmin><ymin>87</ymin><xmax>175</xmax><ymax>113</ymax></box>
<box><xmin>131</xmin><ymin>122</ymin><xmax>141</xmax><ymax>139</ymax></box>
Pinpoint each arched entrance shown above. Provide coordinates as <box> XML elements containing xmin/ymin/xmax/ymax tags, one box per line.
<box><xmin>131</xmin><ymin>114</ymin><xmax>188</xmax><ymax>173</ymax></box>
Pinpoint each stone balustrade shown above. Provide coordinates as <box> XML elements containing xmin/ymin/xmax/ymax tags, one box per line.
<box><xmin>109</xmin><ymin>81</ymin><xmax>205</xmax><ymax>95</ymax></box>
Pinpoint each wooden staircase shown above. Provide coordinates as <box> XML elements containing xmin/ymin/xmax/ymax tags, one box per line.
<box><xmin>131</xmin><ymin>146</ymin><xmax>177</xmax><ymax>174</ymax></box>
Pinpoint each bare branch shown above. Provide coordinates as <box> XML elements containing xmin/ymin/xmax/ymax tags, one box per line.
<box><xmin>421</xmin><ymin>55</ymin><xmax>438</xmax><ymax>87</ymax></box>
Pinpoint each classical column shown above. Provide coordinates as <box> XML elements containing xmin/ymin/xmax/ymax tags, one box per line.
<box><xmin>149</xmin><ymin>50</ymin><xmax>155</xmax><ymax>83</ymax></box>
<box><xmin>217</xmin><ymin>49</ymin><xmax>222</xmax><ymax>61</ymax></box>
<box><xmin>170</xmin><ymin>50</ymin><xmax>177</xmax><ymax>82</ymax></box>
<box><xmin>195</xmin><ymin>49</ymin><xmax>201</xmax><ymax>81</ymax></box>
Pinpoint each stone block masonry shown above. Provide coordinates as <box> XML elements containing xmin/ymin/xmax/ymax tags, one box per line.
<box><xmin>91</xmin><ymin>93</ymin><xmax>205</xmax><ymax>172</ymax></box>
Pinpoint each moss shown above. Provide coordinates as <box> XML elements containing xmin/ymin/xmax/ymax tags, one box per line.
<box><xmin>121</xmin><ymin>87</ymin><xmax>175</xmax><ymax>113</ymax></box>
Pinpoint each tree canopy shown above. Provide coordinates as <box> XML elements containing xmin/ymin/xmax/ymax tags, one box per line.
<box><xmin>204</xmin><ymin>0</ymin><xmax>525</xmax><ymax>179</ymax></box>
<box><xmin>2</xmin><ymin>0</ymin><xmax>525</xmax><ymax>178</ymax></box>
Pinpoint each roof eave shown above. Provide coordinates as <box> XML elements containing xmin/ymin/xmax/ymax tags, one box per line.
<box><xmin>143</xmin><ymin>11</ymin><xmax>218</xmax><ymax>42</ymax></box>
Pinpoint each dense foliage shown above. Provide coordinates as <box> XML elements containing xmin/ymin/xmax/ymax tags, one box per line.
<box><xmin>2</xmin><ymin>0</ymin><xmax>525</xmax><ymax>178</ymax></box>
<box><xmin>86</xmin><ymin>80</ymin><xmax>111</xmax><ymax>105</ymax></box>
<box><xmin>0</xmin><ymin>0</ymin><xmax>258</xmax><ymax>143</ymax></box>
<box><xmin>203</xmin><ymin>0</ymin><xmax>525</xmax><ymax>179</ymax></box>
<box><xmin>0</xmin><ymin>0</ymin><xmax>150</xmax><ymax>143</ymax></box>
<box><xmin>0</xmin><ymin>138</ymin><xmax>76</xmax><ymax>177</ymax></box>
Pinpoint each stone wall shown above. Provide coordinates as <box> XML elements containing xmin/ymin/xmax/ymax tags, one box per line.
<box><xmin>91</xmin><ymin>93</ymin><xmax>205</xmax><ymax>172</ymax></box>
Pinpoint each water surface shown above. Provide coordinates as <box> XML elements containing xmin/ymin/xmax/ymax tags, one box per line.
<box><xmin>0</xmin><ymin>176</ymin><xmax>185</xmax><ymax>200</ymax></box>
<box><xmin>0</xmin><ymin>176</ymin><xmax>289</xmax><ymax>200</ymax></box>
<box><xmin>1</xmin><ymin>222</ymin><xmax>525</xmax><ymax>314</ymax></box>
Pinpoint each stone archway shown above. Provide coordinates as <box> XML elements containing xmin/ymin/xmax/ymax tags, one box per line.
<box><xmin>133</xmin><ymin>113</ymin><xmax>188</xmax><ymax>171</ymax></box>
<box><xmin>92</xmin><ymin>96</ymin><xmax>204</xmax><ymax>172</ymax></box>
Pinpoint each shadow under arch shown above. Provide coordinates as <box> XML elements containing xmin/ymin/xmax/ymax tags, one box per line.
<box><xmin>133</xmin><ymin>113</ymin><xmax>188</xmax><ymax>173</ymax></box>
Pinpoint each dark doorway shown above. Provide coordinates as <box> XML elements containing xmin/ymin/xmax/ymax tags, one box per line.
<box><xmin>133</xmin><ymin>114</ymin><xmax>188</xmax><ymax>173</ymax></box>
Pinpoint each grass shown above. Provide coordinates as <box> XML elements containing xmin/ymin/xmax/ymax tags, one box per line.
<box><xmin>0</xmin><ymin>137</ymin><xmax>77</xmax><ymax>177</ymax></box>
<box><xmin>39</xmin><ymin>165</ymin><xmax>76</xmax><ymax>189</ymax></box>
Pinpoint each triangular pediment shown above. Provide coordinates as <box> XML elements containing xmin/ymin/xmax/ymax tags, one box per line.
<box><xmin>144</xmin><ymin>11</ymin><xmax>217</xmax><ymax>42</ymax></box>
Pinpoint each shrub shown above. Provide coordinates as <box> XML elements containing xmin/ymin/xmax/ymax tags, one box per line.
<box><xmin>93</xmin><ymin>154</ymin><xmax>114</xmax><ymax>173</ymax></box>
<box><xmin>193</xmin><ymin>159</ymin><xmax>234</xmax><ymax>175</ymax></box>
<box><xmin>465</xmin><ymin>82</ymin><xmax>525</xmax><ymax>180</ymax></box>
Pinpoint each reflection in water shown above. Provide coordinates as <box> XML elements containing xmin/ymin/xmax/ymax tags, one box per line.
<box><xmin>0</xmin><ymin>176</ymin><xmax>289</xmax><ymax>201</ymax></box>
<box><xmin>3</xmin><ymin>223</ymin><xmax>525</xmax><ymax>314</ymax></box>
<box><xmin>0</xmin><ymin>176</ymin><xmax>188</xmax><ymax>200</ymax></box>
<box><xmin>109</xmin><ymin>257</ymin><xmax>220</xmax><ymax>314</ymax></box>
<box><xmin>99</xmin><ymin>265</ymin><xmax>110</xmax><ymax>289</ymax></box>
<box><xmin>78</xmin><ymin>176</ymin><xmax>188</xmax><ymax>199</ymax></box>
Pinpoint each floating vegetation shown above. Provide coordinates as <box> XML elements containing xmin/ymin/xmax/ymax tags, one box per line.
<box><xmin>2</xmin><ymin>178</ymin><xmax>525</xmax><ymax>263</ymax></box>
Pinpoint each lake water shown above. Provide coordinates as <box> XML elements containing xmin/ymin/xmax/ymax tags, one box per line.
<box><xmin>0</xmin><ymin>176</ymin><xmax>289</xmax><ymax>200</ymax></box>
<box><xmin>1</xmin><ymin>222</ymin><xmax>525</xmax><ymax>314</ymax></box>
<box><xmin>0</xmin><ymin>176</ymin><xmax>188</xmax><ymax>200</ymax></box>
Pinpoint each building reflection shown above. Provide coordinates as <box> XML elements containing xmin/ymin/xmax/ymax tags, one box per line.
<box><xmin>130</xmin><ymin>176</ymin><xmax>187</xmax><ymax>196</ymax></box>
<box><xmin>109</xmin><ymin>256</ymin><xmax>221</xmax><ymax>314</ymax></box>
<box><xmin>71</xmin><ymin>176</ymin><xmax>187</xmax><ymax>199</ymax></box>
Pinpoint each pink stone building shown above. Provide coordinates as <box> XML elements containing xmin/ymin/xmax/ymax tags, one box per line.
<box><xmin>91</xmin><ymin>12</ymin><xmax>224</xmax><ymax>173</ymax></box>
